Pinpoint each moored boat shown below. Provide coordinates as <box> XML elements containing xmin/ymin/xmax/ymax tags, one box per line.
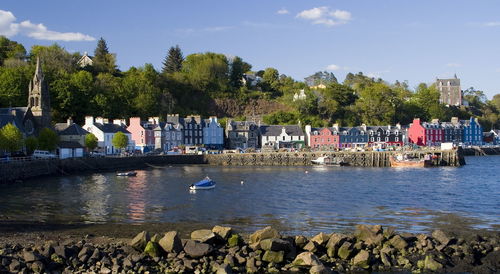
<box><xmin>390</xmin><ymin>154</ymin><xmax>432</xmax><ymax>167</ymax></box>
<box><xmin>190</xmin><ymin>176</ymin><xmax>216</xmax><ymax>190</ymax></box>
<box><xmin>116</xmin><ymin>171</ymin><xmax>137</xmax><ymax>176</ymax></box>
<box><xmin>311</xmin><ymin>156</ymin><xmax>348</xmax><ymax>166</ymax></box>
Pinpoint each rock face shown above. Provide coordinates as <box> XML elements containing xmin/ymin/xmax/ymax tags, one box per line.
<box><xmin>158</xmin><ymin>231</ymin><xmax>183</xmax><ymax>253</ymax></box>
<box><xmin>183</xmin><ymin>240</ymin><xmax>213</xmax><ymax>258</ymax></box>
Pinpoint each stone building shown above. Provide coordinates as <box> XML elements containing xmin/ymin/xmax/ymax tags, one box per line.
<box><xmin>436</xmin><ymin>74</ymin><xmax>462</xmax><ymax>106</ymax></box>
<box><xmin>226</xmin><ymin>120</ymin><xmax>260</xmax><ymax>149</ymax></box>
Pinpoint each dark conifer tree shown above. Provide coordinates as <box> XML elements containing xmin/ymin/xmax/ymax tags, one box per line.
<box><xmin>162</xmin><ymin>45</ymin><xmax>184</xmax><ymax>74</ymax></box>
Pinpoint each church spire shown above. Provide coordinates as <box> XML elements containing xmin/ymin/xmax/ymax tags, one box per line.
<box><xmin>33</xmin><ymin>57</ymin><xmax>44</xmax><ymax>83</ymax></box>
<box><xmin>28</xmin><ymin>56</ymin><xmax>51</xmax><ymax>129</ymax></box>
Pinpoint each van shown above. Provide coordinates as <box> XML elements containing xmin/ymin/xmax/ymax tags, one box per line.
<box><xmin>32</xmin><ymin>150</ymin><xmax>57</xmax><ymax>159</ymax></box>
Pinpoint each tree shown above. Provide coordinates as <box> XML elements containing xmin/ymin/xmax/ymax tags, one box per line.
<box><xmin>304</xmin><ymin>71</ymin><xmax>338</xmax><ymax>87</ymax></box>
<box><xmin>0</xmin><ymin>65</ymin><xmax>32</xmax><ymax>107</ymax></box>
<box><xmin>0</xmin><ymin>123</ymin><xmax>24</xmax><ymax>153</ymax></box>
<box><xmin>229</xmin><ymin>56</ymin><xmax>251</xmax><ymax>90</ymax></box>
<box><xmin>24</xmin><ymin>136</ymin><xmax>38</xmax><ymax>155</ymax></box>
<box><xmin>162</xmin><ymin>45</ymin><xmax>184</xmax><ymax>74</ymax></box>
<box><xmin>112</xmin><ymin>132</ymin><xmax>128</xmax><ymax>150</ymax></box>
<box><xmin>181</xmin><ymin>52</ymin><xmax>230</xmax><ymax>94</ymax></box>
<box><xmin>355</xmin><ymin>82</ymin><xmax>400</xmax><ymax>125</ymax></box>
<box><xmin>85</xmin><ymin>133</ymin><xmax>98</xmax><ymax>151</ymax></box>
<box><xmin>491</xmin><ymin>94</ymin><xmax>500</xmax><ymax>111</ymax></box>
<box><xmin>93</xmin><ymin>38</ymin><xmax>117</xmax><ymax>74</ymax></box>
<box><xmin>38</xmin><ymin>128</ymin><xmax>59</xmax><ymax>151</ymax></box>
<box><xmin>0</xmin><ymin>36</ymin><xmax>26</xmax><ymax>66</ymax></box>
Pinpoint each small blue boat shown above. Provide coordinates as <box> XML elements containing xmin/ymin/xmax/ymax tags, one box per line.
<box><xmin>190</xmin><ymin>176</ymin><xmax>216</xmax><ymax>190</ymax></box>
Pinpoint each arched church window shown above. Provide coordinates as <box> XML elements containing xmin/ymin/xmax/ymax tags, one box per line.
<box><xmin>35</xmin><ymin>97</ymin><xmax>39</xmax><ymax>107</ymax></box>
<box><xmin>30</xmin><ymin>97</ymin><xmax>34</xmax><ymax>106</ymax></box>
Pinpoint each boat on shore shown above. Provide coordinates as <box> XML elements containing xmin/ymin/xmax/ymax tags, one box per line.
<box><xmin>311</xmin><ymin>155</ymin><xmax>348</xmax><ymax>166</ymax></box>
<box><xmin>116</xmin><ymin>171</ymin><xmax>137</xmax><ymax>176</ymax></box>
<box><xmin>190</xmin><ymin>176</ymin><xmax>216</xmax><ymax>190</ymax></box>
<box><xmin>390</xmin><ymin>154</ymin><xmax>432</xmax><ymax>167</ymax></box>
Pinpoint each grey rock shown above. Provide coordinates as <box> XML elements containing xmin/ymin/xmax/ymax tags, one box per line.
<box><xmin>262</xmin><ymin>250</ymin><xmax>284</xmax><ymax>263</ymax></box>
<box><xmin>353</xmin><ymin>250</ymin><xmax>371</xmax><ymax>269</ymax></box>
<box><xmin>295</xmin><ymin>235</ymin><xmax>308</xmax><ymax>249</ymax></box>
<box><xmin>23</xmin><ymin>251</ymin><xmax>41</xmax><ymax>263</ymax></box>
<box><xmin>9</xmin><ymin>259</ymin><xmax>20</xmax><ymax>272</ymax></box>
<box><xmin>354</xmin><ymin>224</ymin><xmax>384</xmax><ymax>246</ymax></box>
<box><xmin>389</xmin><ymin>235</ymin><xmax>408</xmax><ymax>250</ymax></box>
<box><xmin>249</xmin><ymin>226</ymin><xmax>281</xmax><ymax>245</ymax></box>
<box><xmin>259</xmin><ymin>238</ymin><xmax>291</xmax><ymax>252</ymax></box>
<box><xmin>184</xmin><ymin>240</ymin><xmax>213</xmax><ymax>258</ymax></box>
<box><xmin>309</xmin><ymin>264</ymin><xmax>332</xmax><ymax>274</ymax></box>
<box><xmin>212</xmin><ymin>225</ymin><xmax>233</xmax><ymax>240</ymax></box>
<box><xmin>337</xmin><ymin>242</ymin><xmax>353</xmax><ymax>260</ymax></box>
<box><xmin>432</xmin><ymin>230</ymin><xmax>452</xmax><ymax>246</ymax></box>
<box><xmin>191</xmin><ymin>229</ymin><xmax>217</xmax><ymax>243</ymax></box>
<box><xmin>216</xmin><ymin>263</ymin><xmax>233</xmax><ymax>274</ymax></box>
<box><xmin>130</xmin><ymin>231</ymin><xmax>150</xmax><ymax>251</ymax></box>
<box><xmin>100</xmin><ymin>266</ymin><xmax>112</xmax><ymax>274</ymax></box>
<box><xmin>78</xmin><ymin>246</ymin><xmax>92</xmax><ymax>259</ymax></box>
<box><xmin>292</xmin><ymin>252</ymin><xmax>322</xmax><ymax>266</ymax></box>
<box><xmin>159</xmin><ymin>231</ymin><xmax>183</xmax><ymax>253</ymax></box>
<box><xmin>310</xmin><ymin>232</ymin><xmax>330</xmax><ymax>246</ymax></box>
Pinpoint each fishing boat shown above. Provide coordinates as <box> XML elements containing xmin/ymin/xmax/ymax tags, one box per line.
<box><xmin>390</xmin><ymin>154</ymin><xmax>432</xmax><ymax>167</ymax></box>
<box><xmin>311</xmin><ymin>155</ymin><xmax>348</xmax><ymax>166</ymax></box>
<box><xmin>116</xmin><ymin>171</ymin><xmax>137</xmax><ymax>176</ymax></box>
<box><xmin>190</xmin><ymin>176</ymin><xmax>216</xmax><ymax>190</ymax></box>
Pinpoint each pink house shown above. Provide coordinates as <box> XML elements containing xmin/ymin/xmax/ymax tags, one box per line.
<box><xmin>127</xmin><ymin>117</ymin><xmax>157</xmax><ymax>152</ymax></box>
<box><xmin>408</xmin><ymin>118</ymin><xmax>443</xmax><ymax>146</ymax></box>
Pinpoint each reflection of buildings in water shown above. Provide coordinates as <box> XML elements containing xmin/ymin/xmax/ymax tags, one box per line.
<box><xmin>126</xmin><ymin>170</ymin><xmax>148</xmax><ymax>222</ymax></box>
<box><xmin>79</xmin><ymin>174</ymin><xmax>111</xmax><ymax>223</ymax></box>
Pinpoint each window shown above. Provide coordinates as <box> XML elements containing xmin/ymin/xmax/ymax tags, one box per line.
<box><xmin>377</xmin><ymin>137</ymin><xmax>380</xmax><ymax>142</ymax></box>
<box><xmin>385</xmin><ymin>137</ymin><xmax>389</xmax><ymax>142</ymax></box>
<box><xmin>395</xmin><ymin>137</ymin><xmax>399</xmax><ymax>142</ymax></box>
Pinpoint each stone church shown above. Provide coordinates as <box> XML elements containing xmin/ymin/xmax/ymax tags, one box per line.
<box><xmin>0</xmin><ymin>57</ymin><xmax>52</xmax><ymax>136</ymax></box>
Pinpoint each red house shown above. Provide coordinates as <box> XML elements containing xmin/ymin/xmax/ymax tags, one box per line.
<box><xmin>408</xmin><ymin>118</ymin><xmax>443</xmax><ymax>146</ymax></box>
<box><xmin>307</xmin><ymin>127</ymin><xmax>340</xmax><ymax>150</ymax></box>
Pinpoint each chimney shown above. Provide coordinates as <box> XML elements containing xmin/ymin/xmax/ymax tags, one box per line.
<box><xmin>451</xmin><ymin>117</ymin><xmax>459</xmax><ymax>124</ymax></box>
<box><xmin>431</xmin><ymin>119</ymin><xmax>439</xmax><ymax>124</ymax></box>
<box><xmin>148</xmin><ymin>117</ymin><xmax>160</xmax><ymax>124</ymax></box>
<box><xmin>67</xmin><ymin>117</ymin><xmax>73</xmax><ymax>126</ymax></box>
<box><xmin>396</xmin><ymin>123</ymin><xmax>401</xmax><ymax>130</ymax></box>
<box><xmin>332</xmin><ymin>123</ymin><xmax>339</xmax><ymax>131</ymax></box>
<box><xmin>85</xmin><ymin>116</ymin><xmax>94</xmax><ymax>126</ymax></box>
<box><xmin>95</xmin><ymin>117</ymin><xmax>104</xmax><ymax>124</ymax></box>
<box><xmin>113</xmin><ymin>119</ymin><xmax>124</xmax><ymax>126</ymax></box>
<box><xmin>413</xmin><ymin>118</ymin><xmax>421</xmax><ymax>125</ymax></box>
<box><xmin>361</xmin><ymin>124</ymin><xmax>367</xmax><ymax>131</ymax></box>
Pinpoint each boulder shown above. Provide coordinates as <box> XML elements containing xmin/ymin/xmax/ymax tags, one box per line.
<box><xmin>262</xmin><ymin>250</ymin><xmax>284</xmax><ymax>263</ymax></box>
<box><xmin>23</xmin><ymin>251</ymin><xmax>41</xmax><ymax>263</ymax></box>
<box><xmin>353</xmin><ymin>250</ymin><xmax>371</xmax><ymax>269</ymax></box>
<box><xmin>389</xmin><ymin>235</ymin><xmax>408</xmax><ymax>250</ymax></box>
<box><xmin>216</xmin><ymin>263</ymin><xmax>233</xmax><ymax>274</ymax></box>
<box><xmin>326</xmin><ymin>234</ymin><xmax>347</xmax><ymax>258</ymax></box>
<box><xmin>260</xmin><ymin>238</ymin><xmax>291</xmax><ymax>252</ymax></box>
<box><xmin>144</xmin><ymin>241</ymin><xmax>161</xmax><ymax>257</ymax></box>
<box><xmin>295</xmin><ymin>235</ymin><xmax>308</xmax><ymax>249</ymax></box>
<box><xmin>292</xmin><ymin>252</ymin><xmax>322</xmax><ymax>267</ymax></box>
<box><xmin>249</xmin><ymin>226</ymin><xmax>280</xmax><ymax>244</ymax></box>
<box><xmin>310</xmin><ymin>232</ymin><xmax>330</xmax><ymax>246</ymax></box>
<box><xmin>130</xmin><ymin>231</ymin><xmax>150</xmax><ymax>251</ymax></box>
<box><xmin>309</xmin><ymin>264</ymin><xmax>332</xmax><ymax>274</ymax></box>
<box><xmin>191</xmin><ymin>229</ymin><xmax>217</xmax><ymax>243</ymax></box>
<box><xmin>337</xmin><ymin>242</ymin><xmax>353</xmax><ymax>260</ymax></box>
<box><xmin>354</xmin><ymin>225</ymin><xmax>384</xmax><ymax>246</ymax></box>
<box><xmin>227</xmin><ymin>234</ymin><xmax>241</xmax><ymax>247</ymax></box>
<box><xmin>150</xmin><ymin>233</ymin><xmax>161</xmax><ymax>243</ymax></box>
<box><xmin>303</xmin><ymin>241</ymin><xmax>320</xmax><ymax>253</ymax></box>
<box><xmin>212</xmin><ymin>226</ymin><xmax>233</xmax><ymax>240</ymax></box>
<box><xmin>184</xmin><ymin>240</ymin><xmax>213</xmax><ymax>258</ymax></box>
<box><xmin>432</xmin><ymin>230</ymin><xmax>452</xmax><ymax>246</ymax></box>
<box><xmin>159</xmin><ymin>231</ymin><xmax>183</xmax><ymax>253</ymax></box>
<box><xmin>424</xmin><ymin>255</ymin><xmax>443</xmax><ymax>271</ymax></box>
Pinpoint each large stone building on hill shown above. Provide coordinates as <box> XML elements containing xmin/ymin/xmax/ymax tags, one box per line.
<box><xmin>436</xmin><ymin>74</ymin><xmax>462</xmax><ymax>106</ymax></box>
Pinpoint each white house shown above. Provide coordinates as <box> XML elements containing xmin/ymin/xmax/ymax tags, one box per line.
<box><xmin>293</xmin><ymin>89</ymin><xmax>307</xmax><ymax>101</ymax></box>
<box><xmin>260</xmin><ymin>125</ymin><xmax>305</xmax><ymax>150</ymax></box>
<box><xmin>83</xmin><ymin>116</ymin><xmax>134</xmax><ymax>154</ymax></box>
<box><xmin>58</xmin><ymin>141</ymin><xmax>84</xmax><ymax>159</ymax></box>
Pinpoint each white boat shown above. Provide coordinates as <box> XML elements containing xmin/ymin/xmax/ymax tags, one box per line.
<box><xmin>116</xmin><ymin>171</ymin><xmax>137</xmax><ymax>176</ymax></box>
<box><xmin>311</xmin><ymin>156</ymin><xmax>347</xmax><ymax>166</ymax></box>
<box><xmin>190</xmin><ymin>176</ymin><xmax>216</xmax><ymax>190</ymax></box>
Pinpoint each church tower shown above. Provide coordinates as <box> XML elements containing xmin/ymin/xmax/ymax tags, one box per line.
<box><xmin>28</xmin><ymin>57</ymin><xmax>51</xmax><ymax>129</ymax></box>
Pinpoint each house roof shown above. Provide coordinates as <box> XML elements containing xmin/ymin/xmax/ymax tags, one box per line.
<box><xmin>0</xmin><ymin>107</ymin><xmax>28</xmax><ymax>133</ymax></box>
<box><xmin>260</xmin><ymin>125</ymin><xmax>304</xmax><ymax>136</ymax></box>
<box><xmin>54</xmin><ymin>123</ymin><xmax>89</xmax><ymax>136</ymax></box>
<box><xmin>94</xmin><ymin>123</ymin><xmax>130</xmax><ymax>134</ymax></box>
<box><xmin>58</xmin><ymin>141</ymin><xmax>84</xmax><ymax>148</ymax></box>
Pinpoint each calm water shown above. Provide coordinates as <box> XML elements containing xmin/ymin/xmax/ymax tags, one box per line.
<box><xmin>1</xmin><ymin>156</ymin><xmax>499</xmax><ymax>235</ymax></box>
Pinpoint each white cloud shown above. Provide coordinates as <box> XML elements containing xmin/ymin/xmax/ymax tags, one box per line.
<box><xmin>202</xmin><ymin>26</ymin><xmax>234</xmax><ymax>32</ymax></box>
<box><xmin>296</xmin><ymin>7</ymin><xmax>352</xmax><ymax>27</ymax></box>
<box><xmin>325</xmin><ymin>64</ymin><xmax>350</xmax><ymax>71</ymax></box>
<box><xmin>0</xmin><ymin>9</ymin><xmax>95</xmax><ymax>41</ymax></box>
<box><xmin>277</xmin><ymin>8</ymin><xmax>289</xmax><ymax>15</ymax></box>
<box><xmin>483</xmin><ymin>22</ymin><xmax>500</xmax><ymax>27</ymax></box>
<box><xmin>446</xmin><ymin>63</ymin><xmax>462</xmax><ymax>68</ymax></box>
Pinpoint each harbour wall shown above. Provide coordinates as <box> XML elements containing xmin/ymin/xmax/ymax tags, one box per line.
<box><xmin>0</xmin><ymin>149</ymin><xmax>465</xmax><ymax>183</ymax></box>
<box><xmin>462</xmin><ymin>146</ymin><xmax>500</xmax><ymax>156</ymax></box>
<box><xmin>204</xmin><ymin>149</ymin><xmax>465</xmax><ymax>167</ymax></box>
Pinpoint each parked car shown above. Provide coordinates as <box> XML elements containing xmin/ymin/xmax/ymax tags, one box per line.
<box><xmin>89</xmin><ymin>151</ymin><xmax>105</xmax><ymax>158</ymax></box>
<box><xmin>32</xmin><ymin>150</ymin><xmax>57</xmax><ymax>159</ymax></box>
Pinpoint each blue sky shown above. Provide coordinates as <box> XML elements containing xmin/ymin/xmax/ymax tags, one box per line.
<box><xmin>1</xmin><ymin>0</ymin><xmax>500</xmax><ymax>99</ymax></box>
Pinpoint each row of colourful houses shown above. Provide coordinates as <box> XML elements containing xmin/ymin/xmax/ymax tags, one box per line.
<box><xmin>55</xmin><ymin>115</ymin><xmax>495</xmax><ymax>156</ymax></box>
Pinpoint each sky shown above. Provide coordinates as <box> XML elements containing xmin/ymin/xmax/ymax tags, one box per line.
<box><xmin>1</xmin><ymin>0</ymin><xmax>500</xmax><ymax>99</ymax></box>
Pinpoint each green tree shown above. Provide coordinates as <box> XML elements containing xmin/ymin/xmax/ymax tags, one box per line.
<box><xmin>181</xmin><ymin>52</ymin><xmax>229</xmax><ymax>95</ymax></box>
<box><xmin>304</xmin><ymin>71</ymin><xmax>338</xmax><ymax>86</ymax></box>
<box><xmin>491</xmin><ymin>94</ymin><xmax>500</xmax><ymax>111</ymax></box>
<box><xmin>0</xmin><ymin>65</ymin><xmax>32</xmax><ymax>107</ymax></box>
<box><xmin>85</xmin><ymin>133</ymin><xmax>98</xmax><ymax>151</ymax></box>
<box><xmin>263</xmin><ymin>111</ymin><xmax>299</xmax><ymax>125</ymax></box>
<box><xmin>162</xmin><ymin>45</ymin><xmax>184</xmax><ymax>74</ymax></box>
<box><xmin>0</xmin><ymin>123</ymin><xmax>24</xmax><ymax>153</ymax></box>
<box><xmin>93</xmin><ymin>38</ymin><xmax>117</xmax><ymax>74</ymax></box>
<box><xmin>0</xmin><ymin>36</ymin><xmax>26</xmax><ymax>65</ymax></box>
<box><xmin>24</xmin><ymin>136</ymin><xmax>38</xmax><ymax>155</ymax></box>
<box><xmin>355</xmin><ymin>82</ymin><xmax>400</xmax><ymax>125</ymax></box>
<box><xmin>112</xmin><ymin>132</ymin><xmax>128</xmax><ymax>150</ymax></box>
<box><xmin>229</xmin><ymin>56</ymin><xmax>251</xmax><ymax>90</ymax></box>
<box><xmin>30</xmin><ymin>44</ymin><xmax>78</xmax><ymax>79</ymax></box>
<box><xmin>38</xmin><ymin>128</ymin><xmax>59</xmax><ymax>151</ymax></box>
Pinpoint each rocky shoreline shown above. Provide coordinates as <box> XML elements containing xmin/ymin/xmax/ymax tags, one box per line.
<box><xmin>0</xmin><ymin>225</ymin><xmax>498</xmax><ymax>273</ymax></box>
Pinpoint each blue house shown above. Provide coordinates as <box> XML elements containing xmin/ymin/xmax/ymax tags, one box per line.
<box><xmin>462</xmin><ymin>117</ymin><xmax>483</xmax><ymax>146</ymax></box>
<box><xmin>203</xmin><ymin>117</ymin><xmax>224</xmax><ymax>149</ymax></box>
<box><xmin>338</xmin><ymin>125</ymin><xmax>369</xmax><ymax>149</ymax></box>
